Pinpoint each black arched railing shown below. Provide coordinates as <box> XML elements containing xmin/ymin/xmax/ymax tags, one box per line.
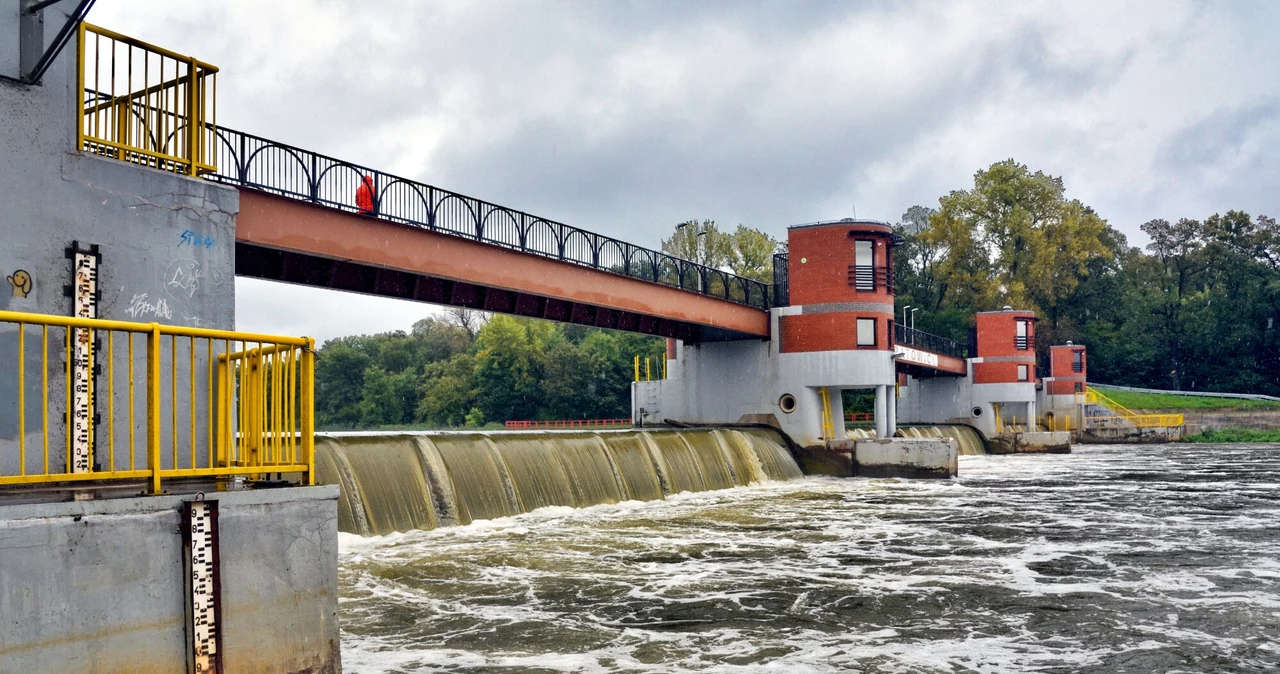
<box><xmin>204</xmin><ymin>126</ymin><xmax>772</xmax><ymax>309</ymax></box>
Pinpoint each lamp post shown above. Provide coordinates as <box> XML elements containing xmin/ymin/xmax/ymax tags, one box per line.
<box><xmin>676</xmin><ymin>221</ymin><xmax>708</xmax><ymax>291</ymax></box>
<box><xmin>901</xmin><ymin>305</ymin><xmax>911</xmax><ymax>327</ymax></box>
<box><xmin>910</xmin><ymin>307</ymin><xmax>919</xmax><ymax>331</ymax></box>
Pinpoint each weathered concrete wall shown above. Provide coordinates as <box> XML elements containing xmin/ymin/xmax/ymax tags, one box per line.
<box><xmin>0</xmin><ymin>1</ymin><xmax>17</xmax><ymax>79</ymax></box>
<box><xmin>0</xmin><ymin>486</ymin><xmax>340</xmax><ymax>674</ymax></box>
<box><xmin>0</xmin><ymin>6</ymin><xmax>238</xmax><ymax>473</ymax></box>
<box><xmin>1171</xmin><ymin>408</ymin><xmax>1280</xmax><ymax>434</ymax></box>
<box><xmin>854</xmin><ymin>438</ymin><xmax>957</xmax><ymax>479</ymax></box>
<box><xmin>988</xmin><ymin>431</ymin><xmax>1072</xmax><ymax>454</ymax></box>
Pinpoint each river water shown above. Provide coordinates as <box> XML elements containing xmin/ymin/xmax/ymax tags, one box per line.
<box><xmin>337</xmin><ymin>444</ymin><xmax>1280</xmax><ymax>673</ymax></box>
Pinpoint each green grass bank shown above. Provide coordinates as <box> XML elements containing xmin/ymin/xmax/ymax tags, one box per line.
<box><xmin>1182</xmin><ymin>428</ymin><xmax>1280</xmax><ymax>443</ymax></box>
<box><xmin>1093</xmin><ymin>388</ymin><xmax>1280</xmax><ymax>411</ymax></box>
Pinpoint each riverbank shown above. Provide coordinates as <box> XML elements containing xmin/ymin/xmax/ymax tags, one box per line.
<box><xmin>1183</xmin><ymin>428</ymin><xmax>1280</xmax><ymax>443</ymax></box>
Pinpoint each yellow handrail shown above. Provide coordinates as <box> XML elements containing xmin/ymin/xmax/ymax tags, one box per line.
<box><xmin>78</xmin><ymin>23</ymin><xmax>218</xmax><ymax>176</ymax></box>
<box><xmin>0</xmin><ymin>310</ymin><xmax>314</xmax><ymax>493</ymax></box>
<box><xmin>1085</xmin><ymin>386</ymin><xmax>1184</xmax><ymax>429</ymax></box>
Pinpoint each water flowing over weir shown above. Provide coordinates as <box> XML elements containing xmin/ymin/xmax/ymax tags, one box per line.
<box><xmin>849</xmin><ymin>424</ymin><xmax>988</xmax><ymax>455</ymax></box>
<box><xmin>314</xmin><ymin>428</ymin><xmax>804</xmax><ymax>536</ymax></box>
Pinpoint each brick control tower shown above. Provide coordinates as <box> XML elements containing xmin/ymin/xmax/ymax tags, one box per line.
<box><xmin>1040</xmin><ymin>342</ymin><xmax>1088</xmax><ymax>432</ymax></box>
<box><xmin>972</xmin><ymin>307</ymin><xmax>1039</xmax><ymax>434</ymax></box>
<box><xmin>780</xmin><ymin>220</ymin><xmax>899</xmax><ymax>438</ymax></box>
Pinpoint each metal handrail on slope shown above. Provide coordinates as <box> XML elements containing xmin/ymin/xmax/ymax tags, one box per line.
<box><xmin>0</xmin><ymin>310</ymin><xmax>314</xmax><ymax>494</ymax></box>
<box><xmin>203</xmin><ymin>125</ymin><xmax>773</xmax><ymax>310</ymax></box>
<box><xmin>1084</xmin><ymin>386</ymin><xmax>1184</xmax><ymax>430</ymax></box>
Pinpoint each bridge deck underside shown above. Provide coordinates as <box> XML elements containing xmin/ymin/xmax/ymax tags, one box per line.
<box><xmin>235</xmin><ymin>190</ymin><xmax>770</xmax><ymax>341</ymax></box>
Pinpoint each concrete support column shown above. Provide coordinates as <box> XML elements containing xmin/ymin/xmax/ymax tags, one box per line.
<box><xmin>1027</xmin><ymin>400</ymin><xmax>1037</xmax><ymax>431</ymax></box>
<box><xmin>886</xmin><ymin>385</ymin><xmax>897</xmax><ymax>437</ymax></box>
<box><xmin>874</xmin><ymin>385</ymin><xmax>888</xmax><ymax>438</ymax></box>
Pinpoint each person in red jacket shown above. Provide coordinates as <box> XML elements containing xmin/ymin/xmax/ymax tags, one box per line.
<box><xmin>356</xmin><ymin>175</ymin><xmax>376</xmax><ymax>215</ymax></box>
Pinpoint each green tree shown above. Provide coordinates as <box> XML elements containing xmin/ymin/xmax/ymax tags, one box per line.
<box><xmin>926</xmin><ymin>159</ymin><xmax>1111</xmax><ymax>319</ymax></box>
<box><xmin>727</xmin><ymin>225</ymin><xmax>780</xmax><ymax>283</ymax></box>
<box><xmin>314</xmin><ymin>340</ymin><xmax>371</xmax><ymax>428</ymax></box>
<box><xmin>471</xmin><ymin>315</ymin><xmax>559</xmax><ymax>422</ymax></box>
<box><xmin>416</xmin><ymin>353</ymin><xmax>477</xmax><ymax>427</ymax></box>
<box><xmin>661</xmin><ymin>219</ymin><xmax>733</xmax><ymax>268</ymax></box>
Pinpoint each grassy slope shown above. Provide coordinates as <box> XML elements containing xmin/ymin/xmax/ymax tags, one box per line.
<box><xmin>1182</xmin><ymin>428</ymin><xmax>1280</xmax><ymax>443</ymax></box>
<box><xmin>1094</xmin><ymin>388</ymin><xmax>1280</xmax><ymax>411</ymax></box>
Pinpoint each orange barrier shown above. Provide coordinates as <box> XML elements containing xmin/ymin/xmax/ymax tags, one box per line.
<box><xmin>847</xmin><ymin>412</ymin><xmax>874</xmax><ymax>423</ymax></box>
<box><xmin>504</xmin><ymin>419</ymin><xmax>632</xmax><ymax>430</ymax></box>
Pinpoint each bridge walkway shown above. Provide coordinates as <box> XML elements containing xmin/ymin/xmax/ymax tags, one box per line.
<box><xmin>209</xmin><ymin>126</ymin><xmax>771</xmax><ymax>341</ymax></box>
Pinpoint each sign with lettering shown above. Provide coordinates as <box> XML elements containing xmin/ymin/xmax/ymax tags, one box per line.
<box><xmin>894</xmin><ymin>344</ymin><xmax>939</xmax><ymax>368</ymax></box>
<box><xmin>67</xmin><ymin>243</ymin><xmax>100</xmax><ymax>473</ymax></box>
<box><xmin>184</xmin><ymin>499</ymin><xmax>222</xmax><ymax>674</ymax></box>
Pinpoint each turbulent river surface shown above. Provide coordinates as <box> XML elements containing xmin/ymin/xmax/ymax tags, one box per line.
<box><xmin>337</xmin><ymin>444</ymin><xmax>1280</xmax><ymax>673</ymax></box>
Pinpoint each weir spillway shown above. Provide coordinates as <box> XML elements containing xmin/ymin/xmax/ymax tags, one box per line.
<box><xmin>315</xmin><ymin>428</ymin><xmax>804</xmax><ymax>536</ymax></box>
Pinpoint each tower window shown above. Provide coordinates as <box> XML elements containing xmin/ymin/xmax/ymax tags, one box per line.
<box><xmin>856</xmin><ymin>318</ymin><xmax>876</xmax><ymax>347</ymax></box>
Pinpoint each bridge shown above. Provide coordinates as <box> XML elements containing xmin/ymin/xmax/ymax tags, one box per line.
<box><xmin>197</xmin><ymin>127</ymin><xmax>964</xmax><ymax>370</ymax></box>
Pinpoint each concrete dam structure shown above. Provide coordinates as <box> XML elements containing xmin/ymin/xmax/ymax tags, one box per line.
<box><xmin>315</xmin><ymin>428</ymin><xmax>803</xmax><ymax>536</ymax></box>
<box><xmin>0</xmin><ymin>6</ymin><xmax>1152</xmax><ymax>671</ymax></box>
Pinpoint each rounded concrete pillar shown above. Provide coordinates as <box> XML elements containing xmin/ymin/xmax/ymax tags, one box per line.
<box><xmin>887</xmin><ymin>385</ymin><xmax>897</xmax><ymax>437</ymax></box>
<box><xmin>874</xmin><ymin>385</ymin><xmax>888</xmax><ymax>438</ymax></box>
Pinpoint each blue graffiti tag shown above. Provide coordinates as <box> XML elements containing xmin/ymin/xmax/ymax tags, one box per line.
<box><xmin>178</xmin><ymin>230</ymin><xmax>216</xmax><ymax>249</ymax></box>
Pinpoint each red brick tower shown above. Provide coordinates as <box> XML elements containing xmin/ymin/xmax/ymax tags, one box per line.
<box><xmin>1047</xmin><ymin>343</ymin><xmax>1087</xmax><ymax>394</ymax></box>
<box><xmin>782</xmin><ymin>220</ymin><xmax>896</xmax><ymax>353</ymax></box>
<box><xmin>973</xmin><ymin>308</ymin><xmax>1037</xmax><ymax>385</ymax></box>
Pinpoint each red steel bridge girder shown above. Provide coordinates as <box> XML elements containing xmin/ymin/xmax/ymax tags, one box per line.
<box><xmin>235</xmin><ymin>190</ymin><xmax>772</xmax><ymax>341</ymax></box>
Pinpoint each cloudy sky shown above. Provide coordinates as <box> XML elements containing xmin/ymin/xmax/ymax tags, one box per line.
<box><xmin>89</xmin><ymin>1</ymin><xmax>1280</xmax><ymax>344</ymax></box>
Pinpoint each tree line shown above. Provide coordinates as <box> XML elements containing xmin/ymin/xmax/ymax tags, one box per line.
<box><xmin>894</xmin><ymin>159</ymin><xmax>1280</xmax><ymax>395</ymax></box>
<box><xmin>314</xmin><ymin>308</ymin><xmax>667</xmax><ymax>430</ymax></box>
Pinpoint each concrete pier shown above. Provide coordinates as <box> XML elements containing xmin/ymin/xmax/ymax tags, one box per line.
<box><xmin>795</xmin><ymin>437</ymin><xmax>958</xmax><ymax>479</ymax></box>
<box><xmin>0</xmin><ymin>487</ymin><xmax>341</xmax><ymax>674</ymax></box>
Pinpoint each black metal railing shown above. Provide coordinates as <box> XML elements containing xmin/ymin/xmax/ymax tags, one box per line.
<box><xmin>894</xmin><ymin>323</ymin><xmax>966</xmax><ymax>359</ymax></box>
<box><xmin>1015</xmin><ymin>334</ymin><xmax>1035</xmax><ymax>350</ymax></box>
<box><xmin>205</xmin><ymin>125</ymin><xmax>772</xmax><ymax>309</ymax></box>
<box><xmin>847</xmin><ymin>265</ymin><xmax>894</xmax><ymax>293</ymax></box>
<box><xmin>772</xmin><ymin>252</ymin><xmax>789</xmax><ymax>307</ymax></box>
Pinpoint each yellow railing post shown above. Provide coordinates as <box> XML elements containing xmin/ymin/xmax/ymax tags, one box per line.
<box><xmin>302</xmin><ymin>340</ymin><xmax>316</xmax><ymax>485</ymax></box>
<box><xmin>246</xmin><ymin>349</ymin><xmax>261</xmax><ymax>469</ymax></box>
<box><xmin>147</xmin><ymin>323</ymin><xmax>163</xmax><ymax>494</ymax></box>
<box><xmin>186</xmin><ymin>57</ymin><xmax>198</xmax><ymax>176</ymax></box>
<box><xmin>76</xmin><ymin>22</ymin><xmax>85</xmax><ymax>155</ymax></box>
<box><xmin>215</xmin><ymin>352</ymin><xmax>227</xmax><ymax>468</ymax></box>
<box><xmin>633</xmin><ymin>355</ymin><xmax>640</xmax><ymax>382</ymax></box>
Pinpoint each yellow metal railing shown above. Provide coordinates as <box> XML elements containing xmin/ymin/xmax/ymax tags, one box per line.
<box><xmin>0</xmin><ymin>310</ymin><xmax>314</xmax><ymax>493</ymax></box>
<box><xmin>78</xmin><ymin>23</ymin><xmax>218</xmax><ymax>176</ymax></box>
<box><xmin>633</xmin><ymin>355</ymin><xmax>667</xmax><ymax>382</ymax></box>
<box><xmin>1085</xmin><ymin>386</ymin><xmax>1184</xmax><ymax>430</ymax></box>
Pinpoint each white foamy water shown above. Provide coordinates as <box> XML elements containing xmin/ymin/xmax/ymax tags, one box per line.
<box><xmin>338</xmin><ymin>444</ymin><xmax>1280</xmax><ymax>673</ymax></box>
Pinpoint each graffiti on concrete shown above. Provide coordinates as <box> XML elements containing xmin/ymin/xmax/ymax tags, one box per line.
<box><xmin>6</xmin><ymin>269</ymin><xmax>32</xmax><ymax>298</ymax></box>
<box><xmin>125</xmin><ymin>292</ymin><xmax>173</xmax><ymax>320</ymax></box>
<box><xmin>165</xmin><ymin>259</ymin><xmax>204</xmax><ymax>300</ymax></box>
<box><xmin>178</xmin><ymin>230</ymin><xmax>216</xmax><ymax>249</ymax></box>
